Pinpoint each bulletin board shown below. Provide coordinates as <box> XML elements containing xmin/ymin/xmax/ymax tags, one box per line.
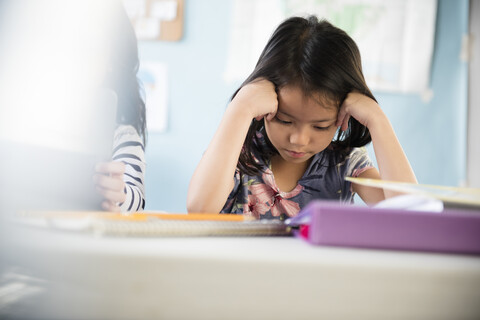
<box><xmin>124</xmin><ymin>0</ymin><xmax>184</xmax><ymax>41</ymax></box>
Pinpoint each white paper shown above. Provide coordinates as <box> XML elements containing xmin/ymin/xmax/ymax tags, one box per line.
<box><xmin>135</xmin><ymin>17</ymin><xmax>161</xmax><ymax>39</ymax></box>
<box><xmin>138</xmin><ymin>62</ymin><xmax>169</xmax><ymax>132</ymax></box>
<box><xmin>122</xmin><ymin>0</ymin><xmax>147</xmax><ymax>18</ymax></box>
<box><xmin>151</xmin><ymin>0</ymin><xmax>177</xmax><ymax>21</ymax></box>
<box><xmin>374</xmin><ymin>194</ymin><xmax>444</xmax><ymax>212</ymax></box>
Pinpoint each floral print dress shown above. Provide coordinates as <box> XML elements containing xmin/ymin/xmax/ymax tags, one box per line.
<box><xmin>221</xmin><ymin>137</ymin><xmax>374</xmax><ymax>219</ymax></box>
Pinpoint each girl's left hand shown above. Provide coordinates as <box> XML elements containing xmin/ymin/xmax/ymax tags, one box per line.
<box><xmin>93</xmin><ymin>161</ymin><xmax>126</xmax><ymax>212</ymax></box>
<box><xmin>336</xmin><ymin>92</ymin><xmax>384</xmax><ymax>131</ymax></box>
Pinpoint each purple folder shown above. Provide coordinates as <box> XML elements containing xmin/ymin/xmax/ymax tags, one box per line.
<box><xmin>286</xmin><ymin>201</ymin><xmax>480</xmax><ymax>254</ymax></box>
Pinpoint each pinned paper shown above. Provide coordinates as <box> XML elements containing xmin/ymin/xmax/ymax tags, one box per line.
<box><xmin>122</xmin><ymin>0</ymin><xmax>147</xmax><ymax>18</ymax></box>
<box><xmin>151</xmin><ymin>0</ymin><xmax>178</xmax><ymax>21</ymax></box>
<box><xmin>138</xmin><ymin>62</ymin><xmax>168</xmax><ymax>132</ymax></box>
<box><xmin>123</xmin><ymin>0</ymin><xmax>183</xmax><ymax>41</ymax></box>
<box><xmin>135</xmin><ymin>17</ymin><xmax>161</xmax><ymax>39</ymax></box>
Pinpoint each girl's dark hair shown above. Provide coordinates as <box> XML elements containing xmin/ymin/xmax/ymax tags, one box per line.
<box><xmin>104</xmin><ymin>3</ymin><xmax>147</xmax><ymax>145</ymax></box>
<box><xmin>234</xmin><ymin>16</ymin><xmax>374</xmax><ymax>175</ymax></box>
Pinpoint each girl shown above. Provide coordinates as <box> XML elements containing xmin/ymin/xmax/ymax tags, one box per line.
<box><xmin>187</xmin><ymin>16</ymin><xmax>416</xmax><ymax>219</ymax></box>
<box><xmin>92</xmin><ymin>2</ymin><xmax>147</xmax><ymax>212</ymax></box>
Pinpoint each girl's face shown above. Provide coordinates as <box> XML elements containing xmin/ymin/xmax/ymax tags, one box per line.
<box><xmin>264</xmin><ymin>86</ymin><xmax>339</xmax><ymax>164</ymax></box>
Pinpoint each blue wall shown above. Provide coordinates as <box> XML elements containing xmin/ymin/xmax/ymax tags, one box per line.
<box><xmin>142</xmin><ymin>0</ymin><xmax>469</xmax><ymax>212</ymax></box>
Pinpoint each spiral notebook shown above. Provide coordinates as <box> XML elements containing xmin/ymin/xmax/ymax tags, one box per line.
<box><xmin>15</xmin><ymin>211</ymin><xmax>292</xmax><ymax>237</ymax></box>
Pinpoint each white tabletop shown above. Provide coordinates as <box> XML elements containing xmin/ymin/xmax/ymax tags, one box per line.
<box><xmin>1</xmin><ymin>223</ymin><xmax>480</xmax><ymax>320</ymax></box>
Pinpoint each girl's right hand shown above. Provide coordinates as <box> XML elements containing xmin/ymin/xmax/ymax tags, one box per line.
<box><xmin>230</xmin><ymin>78</ymin><xmax>278</xmax><ymax>121</ymax></box>
<box><xmin>93</xmin><ymin>161</ymin><xmax>126</xmax><ymax>212</ymax></box>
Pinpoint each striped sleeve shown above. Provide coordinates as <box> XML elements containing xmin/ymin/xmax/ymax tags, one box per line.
<box><xmin>112</xmin><ymin>125</ymin><xmax>146</xmax><ymax>212</ymax></box>
<box><xmin>345</xmin><ymin>147</ymin><xmax>374</xmax><ymax>178</ymax></box>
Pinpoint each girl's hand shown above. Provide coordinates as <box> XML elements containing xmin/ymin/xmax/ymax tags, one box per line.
<box><xmin>93</xmin><ymin>161</ymin><xmax>126</xmax><ymax>212</ymax></box>
<box><xmin>336</xmin><ymin>92</ymin><xmax>385</xmax><ymax>131</ymax></box>
<box><xmin>230</xmin><ymin>78</ymin><xmax>278</xmax><ymax>121</ymax></box>
<box><xmin>337</xmin><ymin>92</ymin><xmax>417</xmax><ymax>203</ymax></box>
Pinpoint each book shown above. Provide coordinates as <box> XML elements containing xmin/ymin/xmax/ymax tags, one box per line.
<box><xmin>286</xmin><ymin>200</ymin><xmax>480</xmax><ymax>254</ymax></box>
<box><xmin>346</xmin><ymin>177</ymin><xmax>480</xmax><ymax>209</ymax></box>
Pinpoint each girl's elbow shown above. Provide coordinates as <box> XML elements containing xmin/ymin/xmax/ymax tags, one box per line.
<box><xmin>187</xmin><ymin>203</ymin><xmax>220</xmax><ymax>214</ymax></box>
<box><xmin>186</xmin><ymin>186</ymin><xmax>202</xmax><ymax>212</ymax></box>
<box><xmin>186</xmin><ymin>200</ymin><xmax>202</xmax><ymax>213</ymax></box>
<box><xmin>186</xmin><ymin>195</ymin><xmax>220</xmax><ymax>213</ymax></box>
<box><xmin>186</xmin><ymin>183</ymin><xmax>227</xmax><ymax>213</ymax></box>
<box><xmin>186</xmin><ymin>194</ymin><xmax>199</xmax><ymax>213</ymax></box>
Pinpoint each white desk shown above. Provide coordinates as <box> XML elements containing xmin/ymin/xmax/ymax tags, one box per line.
<box><xmin>1</xmin><ymin>222</ymin><xmax>480</xmax><ymax>320</ymax></box>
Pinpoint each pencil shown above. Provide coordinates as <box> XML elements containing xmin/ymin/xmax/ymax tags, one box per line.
<box><xmin>123</xmin><ymin>212</ymin><xmax>248</xmax><ymax>222</ymax></box>
<box><xmin>19</xmin><ymin>211</ymin><xmax>249</xmax><ymax>222</ymax></box>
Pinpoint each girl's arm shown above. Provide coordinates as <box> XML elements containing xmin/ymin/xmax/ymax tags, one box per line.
<box><xmin>187</xmin><ymin>79</ymin><xmax>278</xmax><ymax>213</ymax></box>
<box><xmin>336</xmin><ymin>92</ymin><xmax>417</xmax><ymax>203</ymax></box>
<box><xmin>94</xmin><ymin>125</ymin><xmax>146</xmax><ymax>212</ymax></box>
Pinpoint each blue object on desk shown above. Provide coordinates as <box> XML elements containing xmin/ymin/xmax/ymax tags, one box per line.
<box><xmin>286</xmin><ymin>201</ymin><xmax>480</xmax><ymax>254</ymax></box>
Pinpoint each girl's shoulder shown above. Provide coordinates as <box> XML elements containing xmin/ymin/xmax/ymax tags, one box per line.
<box><xmin>345</xmin><ymin>146</ymin><xmax>369</xmax><ymax>159</ymax></box>
<box><xmin>305</xmin><ymin>147</ymin><xmax>371</xmax><ymax>175</ymax></box>
<box><xmin>115</xmin><ymin>124</ymin><xmax>139</xmax><ymax>135</ymax></box>
<box><xmin>114</xmin><ymin>125</ymin><xmax>142</xmax><ymax>141</ymax></box>
<box><xmin>113</xmin><ymin>125</ymin><xmax>144</xmax><ymax>150</ymax></box>
<box><xmin>337</xmin><ymin>146</ymin><xmax>373</xmax><ymax>177</ymax></box>
<box><xmin>323</xmin><ymin>145</ymin><xmax>369</xmax><ymax>162</ymax></box>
